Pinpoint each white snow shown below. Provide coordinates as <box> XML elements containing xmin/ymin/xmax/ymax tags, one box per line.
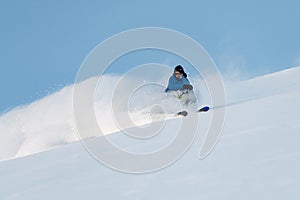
<box><xmin>0</xmin><ymin>66</ymin><xmax>300</xmax><ymax>199</ymax></box>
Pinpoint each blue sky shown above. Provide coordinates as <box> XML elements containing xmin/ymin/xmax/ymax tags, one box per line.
<box><xmin>1</xmin><ymin>0</ymin><xmax>299</xmax><ymax>113</ymax></box>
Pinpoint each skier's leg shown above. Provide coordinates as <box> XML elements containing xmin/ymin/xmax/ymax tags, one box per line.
<box><xmin>184</xmin><ymin>91</ymin><xmax>198</xmax><ymax>111</ymax></box>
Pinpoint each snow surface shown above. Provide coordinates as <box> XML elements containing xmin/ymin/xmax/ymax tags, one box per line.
<box><xmin>0</xmin><ymin>66</ymin><xmax>300</xmax><ymax>199</ymax></box>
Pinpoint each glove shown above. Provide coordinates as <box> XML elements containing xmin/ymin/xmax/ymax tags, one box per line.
<box><xmin>183</xmin><ymin>84</ymin><xmax>193</xmax><ymax>90</ymax></box>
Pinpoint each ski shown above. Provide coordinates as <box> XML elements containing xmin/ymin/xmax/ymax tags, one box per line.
<box><xmin>198</xmin><ymin>106</ymin><xmax>210</xmax><ymax>112</ymax></box>
<box><xmin>176</xmin><ymin>111</ymin><xmax>188</xmax><ymax>117</ymax></box>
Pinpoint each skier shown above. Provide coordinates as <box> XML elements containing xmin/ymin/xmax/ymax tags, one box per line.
<box><xmin>165</xmin><ymin>65</ymin><xmax>197</xmax><ymax>113</ymax></box>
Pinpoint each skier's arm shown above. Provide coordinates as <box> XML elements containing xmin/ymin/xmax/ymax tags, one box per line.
<box><xmin>182</xmin><ymin>78</ymin><xmax>192</xmax><ymax>90</ymax></box>
<box><xmin>183</xmin><ymin>77</ymin><xmax>190</xmax><ymax>85</ymax></box>
<box><xmin>165</xmin><ymin>77</ymin><xmax>172</xmax><ymax>92</ymax></box>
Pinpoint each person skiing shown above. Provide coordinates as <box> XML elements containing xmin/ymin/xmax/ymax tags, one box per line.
<box><xmin>165</xmin><ymin>65</ymin><xmax>197</xmax><ymax>112</ymax></box>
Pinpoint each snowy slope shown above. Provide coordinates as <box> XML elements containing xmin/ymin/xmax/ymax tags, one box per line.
<box><xmin>0</xmin><ymin>67</ymin><xmax>300</xmax><ymax>199</ymax></box>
